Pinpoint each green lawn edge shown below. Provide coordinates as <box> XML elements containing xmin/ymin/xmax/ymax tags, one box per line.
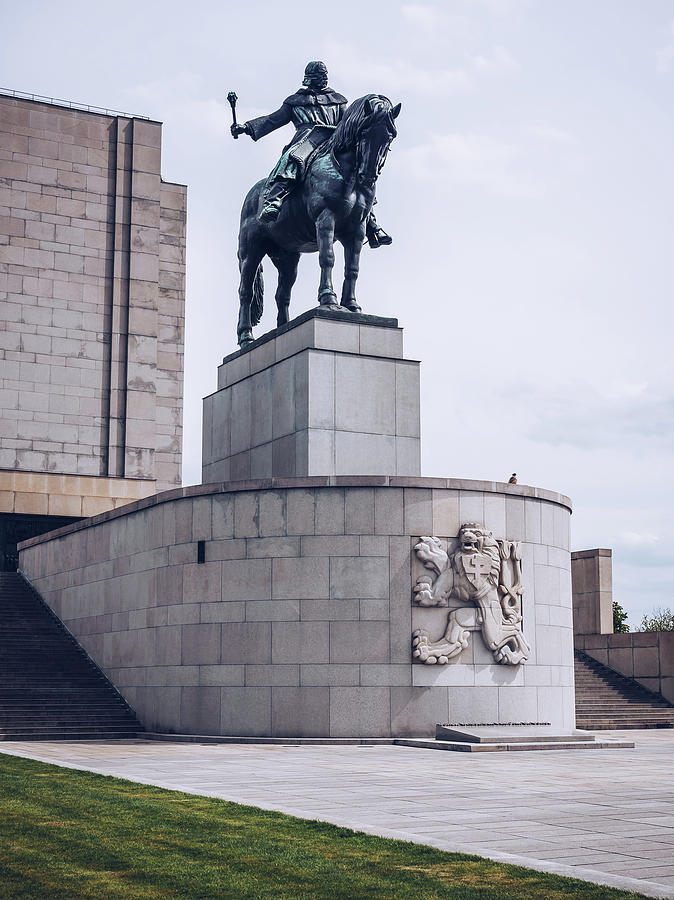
<box><xmin>0</xmin><ymin>753</ymin><xmax>652</xmax><ymax>900</ymax></box>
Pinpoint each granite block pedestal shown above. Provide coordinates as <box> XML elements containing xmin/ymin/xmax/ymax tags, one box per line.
<box><xmin>202</xmin><ymin>309</ymin><xmax>420</xmax><ymax>481</ymax></box>
<box><xmin>19</xmin><ymin>308</ymin><xmax>578</xmax><ymax>739</ymax></box>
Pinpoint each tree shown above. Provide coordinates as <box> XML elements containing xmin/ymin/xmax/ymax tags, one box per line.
<box><xmin>640</xmin><ymin>607</ymin><xmax>674</xmax><ymax>632</ymax></box>
<box><xmin>613</xmin><ymin>601</ymin><xmax>630</xmax><ymax>633</ymax></box>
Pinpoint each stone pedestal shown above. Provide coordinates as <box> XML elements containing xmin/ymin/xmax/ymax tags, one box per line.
<box><xmin>202</xmin><ymin>308</ymin><xmax>420</xmax><ymax>482</ymax></box>
<box><xmin>17</xmin><ymin>308</ymin><xmax>579</xmax><ymax>741</ymax></box>
<box><xmin>572</xmin><ymin>548</ymin><xmax>613</xmax><ymax>636</ymax></box>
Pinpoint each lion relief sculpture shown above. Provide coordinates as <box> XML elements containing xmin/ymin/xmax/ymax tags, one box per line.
<box><xmin>412</xmin><ymin>523</ymin><xmax>531</xmax><ymax>666</ymax></box>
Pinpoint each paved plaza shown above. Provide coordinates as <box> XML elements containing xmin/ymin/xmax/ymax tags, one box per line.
<box><xmin>2</xmin><ymin>731</ymin><xmax>674</xmax><ymax>899</ymax></box>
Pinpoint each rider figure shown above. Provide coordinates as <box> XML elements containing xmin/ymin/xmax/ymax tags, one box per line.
<box><xmin>231</xmin><ymin>61</ymin><xmax>393</xmax><ymax>249</ymax></box>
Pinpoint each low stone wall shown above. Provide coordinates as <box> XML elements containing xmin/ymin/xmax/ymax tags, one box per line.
<box><xmin>19</xmin><ymin>477</ymin><xmax>574</xmax><ymax>737</ymax></box>
<box><xmin>575</xmin><ymin>632</ymin><xmax>674</xmax><ymax>704</ymax></box>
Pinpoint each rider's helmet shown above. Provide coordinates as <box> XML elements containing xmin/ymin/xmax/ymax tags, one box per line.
<box><xmin>303</xmin><ymin>61</ymin><xmax>329</xmax><ymax>90</ymax></box>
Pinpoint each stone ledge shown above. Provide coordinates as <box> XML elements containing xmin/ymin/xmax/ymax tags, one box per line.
<box><xmin>221</xmin><ymin>305</ymin><xmax>399</xmax><ymax>366</ymax></box>
<box><xmin>141</xmin><ymin>734</ymin><xmax>635</xmax><ymax>751</ymax></box>
<box><xmin>143</xmin><ymin>733</ymin><xmax>395</xmax><ymax>746</ymax></box>
<box><xmin>395</xmin><ymin>738</ymin><xmax>635</xmax><ymax>752</ymax></box>
<box><xmin>571</xmin><ymin>548</ymin><xmax>612</xmax><ymax>560</ymax></box>
<box><xmin>17</xmin><ymin>475</ymin><xmax>572</xmax><ymax>550</ymax></box>
<box><xmin>0</xmin><ymin>469</ymin><xmax>158</xmax><ymax>517</ymax></box>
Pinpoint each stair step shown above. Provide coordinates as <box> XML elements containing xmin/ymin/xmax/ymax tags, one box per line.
<box><xmin>577</xmin><ymin>714</ymin><xmax>674</xmax><ymax>719</ymax></box>
<box><xmin>574</xmin><ymin>649</ymin><xmax>674</xmax><ymax>730</ymax></box>
<box><xmin>0</xmin><ymin>732</ymin><xmax>140</xmax><ymax>741</ymax></box>
<box><xmin>576</xmin><ymin>700</ymin><xmax>670</xmax><ymax>706</ymax></box>
<box><xmin>0</xmin><ymin>574</ymin><xmax>142</xmax><ymax>741</ymax></box>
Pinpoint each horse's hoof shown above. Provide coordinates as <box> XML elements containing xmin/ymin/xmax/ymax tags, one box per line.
<box><xmin>318</xmin><ymin>293</ymin><xmax>341</xmax><ymax>310</ymax></box>
<box><xmin>238</xmin><ymin>331</ymin><xmax>254</xmax><ymax>348</ymax></box>
<box><xmin>341</xmin><ymin>303</ymin><xmax>362</xmax><ymax>314</ymax></box>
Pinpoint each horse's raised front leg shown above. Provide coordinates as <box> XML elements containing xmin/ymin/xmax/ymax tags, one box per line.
<box><xmin>237</xmin><ymin>248</ymin><xmax>264</xmax><ymax>347</ymax></box>
<box><xmin>315</xmin><ymin>209</ymin><xmax>339</xmax><ymax>307</ymax></box>
<box><xmin>340</xmin><ymin>224</ymin><xmax>366</xmax><ymax>312</ymax></box>
<box><xmin>269</xmin><ymin>250</ymin><xmax>300</xmax><ymax>327</ymax></box>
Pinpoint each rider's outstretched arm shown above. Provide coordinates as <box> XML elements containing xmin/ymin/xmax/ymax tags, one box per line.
<box><xmin>244</xmin><ymin>104</ymin><xmax>292</xmax><ymax>141</ymax></box>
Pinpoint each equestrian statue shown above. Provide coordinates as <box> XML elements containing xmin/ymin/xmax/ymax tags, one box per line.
<box><xmin>229</xmin><ymin>60</ymin><xmax>400</xmax><ymax>347</ymax></box>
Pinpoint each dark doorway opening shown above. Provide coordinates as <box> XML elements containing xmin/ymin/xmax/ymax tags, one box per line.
<box><xmin>0</xmin><ymin>513</ymin><xmax>82</xmax><ymax>572</ymax></box>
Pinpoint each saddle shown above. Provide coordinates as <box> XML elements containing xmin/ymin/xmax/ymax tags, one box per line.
<box><xmin>287</xmin><ymin>124</ymin><xmax>335</xmax><ymax>178</ymax></box>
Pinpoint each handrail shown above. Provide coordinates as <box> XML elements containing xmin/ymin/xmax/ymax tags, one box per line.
<box><xmin>0</xmin><ymin>86</ymin><xmax>151</xmax><ymax>120</ymax></box>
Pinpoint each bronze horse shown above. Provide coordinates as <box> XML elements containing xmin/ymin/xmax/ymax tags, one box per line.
<box><xmin>235</xmin><ymin>94</ymin><xmax>400</xmax><ymax>347</ymax></box>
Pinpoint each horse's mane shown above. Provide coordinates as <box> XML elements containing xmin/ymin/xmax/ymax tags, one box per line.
<box><xmin>323</xmin><ymin>93</ymin><xmax>394</xmax><ymax>154</ymax></box>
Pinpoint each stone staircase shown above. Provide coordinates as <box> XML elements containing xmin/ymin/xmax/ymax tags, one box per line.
<box><xmin>575</xmin><ymin>649</ymin><xmax>674</xmax><ymax>730</ymax></box>
<box><xmin>0</xmin><ymin>572</ymin><xmax>141</xmax><ymax>740</ymax></box>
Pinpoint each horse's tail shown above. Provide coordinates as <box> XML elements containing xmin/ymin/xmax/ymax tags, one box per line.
<box><xmin>251</xmin><ymin>263</ymin><xmax>264</xmax><ymax>326</ymax></box>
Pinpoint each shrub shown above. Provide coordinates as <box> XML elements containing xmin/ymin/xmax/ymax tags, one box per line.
<box><xmin>640</xmin><ymin>607</ymin><xmax>674</xmax><ymax>632</ymax></box>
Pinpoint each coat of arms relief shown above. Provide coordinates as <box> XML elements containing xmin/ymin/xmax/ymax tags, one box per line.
<box><xmin>412</xmin><ymin>523</ymin><xmax>531</xmax><ymax>666</ymax></box>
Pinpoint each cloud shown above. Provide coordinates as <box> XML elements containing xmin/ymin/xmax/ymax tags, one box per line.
<box><xmin>400</xmin><ymin>4</ymin><xmax>471</xmax><ymax>39</ymax></box>
<box><xmin>614</xmin><ymin>534</ymin><xmax>674</xmax><ymax>572</ymax></box>
<box><xmin>655</xmin><ymin>19</ymin><xmax>674</xmax><ymax>73</ymax></box>
<box><xmin>621</xmin><ymin>531</ymin><xmax>660</xmax><ymax>547</ymax></box>
<box><xmin>470</xmin><ymin>46</ymin><xmax>520</xmax><ymax>74</ymax></box>
<box><xmin>469</xmin><ymin>0</ymin><xmax>531</xmax><ymax>13</ymax></box>
<box><xmin>326</xmin><ymin>42</ymin><xmax>469</xmax><ymax>96</ymax></box>
<box><xmin>613</xmin><ymin>538</ymin><xmax>674</xmax><ymax>573</ymax></box>
<box><xmin>325</xmin><ymin>37</ymin><xmax>519</xmax><ymax>97</ymax></box>
<box><xmin>522</xmin><ymin>383</ymin><xmax>674</xmax><ymax>451</ymax></box>
<box><xmin>125</xmin><ymin>74</ymin><xmax>231</xmax><ymax>139</ymax></box>
<box><xmin>614</xmin><ymin>560</ymin><xmax>674</xmax><ymax>626</ymax></box>
<box><xmin>527</xmin><ymin>121</ymin><xmax>575</xmax><ymax>144</ymax></box>
<box><xmin>396</xmin><ymin>131</ymin><xmax>537</xmax><ymax>196</ymax></box>
<box><xmin>656</xmin><ymin>43</ymin><xmax>674</xmax><ymax>73</ymax></box>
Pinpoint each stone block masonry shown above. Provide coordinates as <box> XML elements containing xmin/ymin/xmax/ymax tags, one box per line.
<box><xmin>0</xmin><ymin>93</ymin><xmax>186</xmax><ymax>510</ymax></box>
<box><xmin>203</xmin><ymin>309</ymin><xmax>421</xmax><ymax>481</ymax></box>
<box><xmin>19</xmin><ymin>476</ymin><xmax>574</xmax><ymax>738</ymax></box>
<box><xmin>571</xmin><ymin>548</ymin><xmax>612</xmax><ymax>636</ymax></box>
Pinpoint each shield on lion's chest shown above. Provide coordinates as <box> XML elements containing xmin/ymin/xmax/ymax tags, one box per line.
<box><xmin>462</xmin><ymin>552</ymin><xmax>493</xmax><ymax>589</ymax></box>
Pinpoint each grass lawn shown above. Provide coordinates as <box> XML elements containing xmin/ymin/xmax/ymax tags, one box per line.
<box><xmin>0</xmin><ymin>752</ymin><xmax>651</xmax><ymax>900</ymax></box>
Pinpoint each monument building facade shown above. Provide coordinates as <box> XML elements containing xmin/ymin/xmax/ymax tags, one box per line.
<box><xmin>11</xmin><ymin>72</ymin><xmax>591</xmax><ymax>744</ymax></box>
<box><xmin>0</xmin><ymin>91</ymin><xmax>186</xmax><ymax>568</ymax></box>
<box><xmin>19</xmin><ymin>312</ymin><xmax>576</xmax><ymax>739</ymax></box>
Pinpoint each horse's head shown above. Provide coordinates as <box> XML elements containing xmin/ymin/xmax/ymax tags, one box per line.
<box><xmin>355</xmin><ymin>95</ymin><xmax>401</xmax><ymax>189</ymax></box>
<box><xmin>328</xmin><ymin>94</ymin><xmax>401</xmax><ymax>189</ymax></box>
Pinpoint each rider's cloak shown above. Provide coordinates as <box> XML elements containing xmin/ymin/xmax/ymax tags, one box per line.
<box><xmin>245</xmin><ymin>87</ymin><xmax>347</xmax><ymax>182</ymax></box>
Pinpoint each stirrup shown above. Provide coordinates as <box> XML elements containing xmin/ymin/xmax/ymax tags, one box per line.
<box><xmin>259</xmin><ymin>201</ymin><xmax>281</xmax><ymax>224</ymax></box>
<box><xmin>367</xmin><ymin>227</ymin><xmax>393</xmax><ymax>249</ymax></box>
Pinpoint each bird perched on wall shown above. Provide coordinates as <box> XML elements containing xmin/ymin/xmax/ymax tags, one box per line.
<box><xmin>508</xmin><ymin>473</ymin><xmax>517</xmax><ymax>484</ymax></box>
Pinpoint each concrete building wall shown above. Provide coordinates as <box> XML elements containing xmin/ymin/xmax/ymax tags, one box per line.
<box><xmin>0</xmin><ymin>93</ymin><xmax>185</xmax><ymax>511</ymax></box>
<box><xmin>19</xmin><ymin>477</ymin><xmax>574</xmax><ymax>737</ymax></box>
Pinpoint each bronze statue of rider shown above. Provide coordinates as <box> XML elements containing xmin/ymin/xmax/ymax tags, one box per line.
<box><xmin>231</xmin><ymin>60</ymin><xmax>393</xmax><ymax>249</ymax></box>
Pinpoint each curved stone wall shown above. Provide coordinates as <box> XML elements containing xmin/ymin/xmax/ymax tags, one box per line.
<box><xmin>19</xmin><ymin>477</ymin><xmax>573</xmax><ymax>737</ymax></box>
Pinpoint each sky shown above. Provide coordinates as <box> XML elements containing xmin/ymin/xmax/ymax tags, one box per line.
<box><xmin>2</xmin><ymin>0</ymin><xmax>674</xmax><ymax>627</ymax></box>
